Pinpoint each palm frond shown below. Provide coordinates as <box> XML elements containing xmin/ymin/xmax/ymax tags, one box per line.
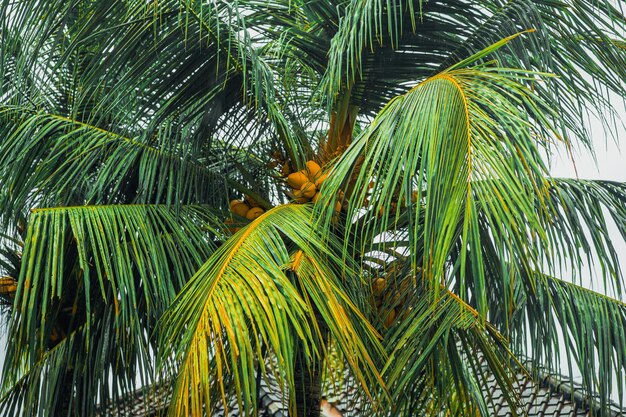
<box><xmin>1</xmin><ymin>204</ymin><xmax>217</xmax><ymax>415</ymax></box>
<box><xmin>514</xmin><ymin>272</ymin><xmax>626</xmax><ymax>415</ymax></box>
<box><xmin>447</xmin><ymin>179</ymin><xmax>626</xmax><ymax>413</ymax></box>
<box><xmin>322</xmin><ymin>0</ymin><xmax>626</xmax><ymax>139</ymax></box>
<box><xmin>543</xmin><ymin>179</ymin><xmax>626</xmax><ymax>292</ymax></box>
<box><xmin>319</xmin><ymin>52</ymin><xmax>555</xmax><ymax>314</ymax></box>
<box><xmin>160</xmin><ymin>204</ymin><xmax>383</xmax><ymax>417</ymax></box>
<box><xmin>383</xmin><ymin>281</ymin><xmax>519</xmax><ymax>416</ymax></box>
<box><xmin>1</xmin><ymin>1</ymin><xmax>311</xmax><ymax>183</ymax></box>
<box><xmin>290</xmin><ymin>250</ymin><xmax>385</xmax><ymax>400</ymax></box>
<box><xmin>0</xmin><ymin>106</ymin><xmax>240</xmax><ymax>218</ymax></box>
<box><xmin>1</xmin><ymin>304</ymin><xmax>151</xmax><ymax>417</ymax></box>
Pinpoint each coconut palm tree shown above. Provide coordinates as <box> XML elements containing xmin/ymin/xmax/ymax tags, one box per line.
<box><xmin>1</xmin><ymin>1</ymin><xmax>626</xmax><ymax>416</ymax></box>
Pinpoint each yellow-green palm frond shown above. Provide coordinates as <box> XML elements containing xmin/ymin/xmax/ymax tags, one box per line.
<box><xmin>160</xmin><ymin>204</ymin><xmax>383</xmax><ymax>417</ymax></box>
<box><xmin>290</xmin><ymin>250</ymin><xmax>385</xmax><ymax>403</ymax></box>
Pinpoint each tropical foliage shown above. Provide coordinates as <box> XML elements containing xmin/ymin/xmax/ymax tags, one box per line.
<box><xmin>1</xmin><ymin>1</ymin><xmax>625</xmax><ymax>416</ymax></box>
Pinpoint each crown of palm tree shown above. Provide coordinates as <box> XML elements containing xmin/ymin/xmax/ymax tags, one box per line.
<box><xmin>1</xmin><ymin>1</ymin><xmax>625</xmax><ymax>416</ymax></box>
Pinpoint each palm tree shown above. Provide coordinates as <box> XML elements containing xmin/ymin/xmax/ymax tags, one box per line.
<box><xmin>1</xmin><ymin>1</ymin><xmax>626</xmax><ymax>416</ymax></box>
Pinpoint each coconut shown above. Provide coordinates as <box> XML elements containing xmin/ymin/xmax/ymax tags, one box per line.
<box><xmin>287</xmin><ymin>171</ymin><xmax>309</xmax><ymax>189</ymax></box>
<box><xmin>246</xmin><ymin>207</ymin><xmax>265</xmax><ymax>220</ymax></box>
<box><xmin>229</xmin><ymin>199</ymin><xmax>244</xmax><ymax>210</ymax></box>
<box><xmin>294</xmin><ymin>195</ymin><xmax>309</xmax><ymax>204</ymax></box>
<box><xmin>372</xmin><ymin>278</ymin><xmax>387</xmax><ymax>295</ymax></box>
<box><xmin>399</xmin><ymin>306</ymin><xmax>413</xmax><ymax>321</ymax></box>
<box><xmin>281</xmin><ymin>163</ymin><xmax>292</xmax><ymax>177</ymax></box>
<box><xmin>314</xmin><ymin>173</ymin><xmax>328</xmax><ymax>188</ymax></box>
<box><xmin>305</xmin><ymin>160</ymin><xmax>321</xmax><ymax>179</ymax></box>
<box><xmin>312</xmin><ymin>192</ymin><xmax>321</xmax><ymax>204</ymax></box>
<box><xmin>224</xmin><ymin>218</ymin><xmax>239</xmax><ymax>233</ymax></box>
<box><xmin>231</xmin><ymin>202</ymin><xmax>250</xmax><ymax>217</ymax></box>
<box><xmin>0</xmin><ymin>277</ymin><xmax>17</xmax><ymax>295</ymax></box>
<box><xmin>300</xmin><ymin>182</ymin><xmax>317</xmax><ymax>199</ymax></box>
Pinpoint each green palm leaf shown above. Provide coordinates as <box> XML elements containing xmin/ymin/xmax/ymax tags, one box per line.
<box><xmin>543</xmin><ymin>178</ymin><xmax>626</xmax><ymax>290</ymax></box>
<box><xmin>0</xmin><ymin>107</ymin><xmax>239</xmax><ymax>216</ymax></box>
<box><xmin>446</xmin><ymin>178</ymin><xmax>626</xmax><ymax>413</ymax></box>
<box><xmin>323</xmin><ymin>0</ymin><xmax>626</xmax><ymax>133</ymax></box>
<box><xmin>1</xmin><ymin>204</ymin><xmax>217</xmax><ymax>415</ymax></box>
<box><xmin>524</xmin><ymin>273</ymin><xmax>626</xmax><ymax>413</ymax></box>
<box><xmin>384</xmin><ymin>282</ymin><xmax>519</xmax><ymax>416</ymax></box>
<box><xmin>319</xmin><ymin>56</ymin><xmax>555</xmax><ymax>310</ymax></box>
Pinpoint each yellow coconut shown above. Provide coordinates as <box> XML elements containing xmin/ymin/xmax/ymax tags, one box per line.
<box><xmin>300</xmin><ymin>182</ymin><xmax>317</xmax><ymax>199</ymax></box>
<box><xmin>246</xmin><ymin>207</ymin><xmax>265</xmax><ymax>220</ymax></box>
<box><xmin>229</xmin><ymin>199</ymin><xmax>244</xmax><ymax>211</ymax></box>
<box><xmin>294</xmin><ymin>195</ymin><xmax>309</xmax><ymax>204</ymax></box>
<box><xmin>224</xmin><ymin>218</ymin><xmax>239</xmax><ymax>234</ymax></box>
<box><xmin>0</xmin><ymin>277</ymin><xmax>17</xmax><ymax>295</ymax></box>
<box><xmin>287</xmin><ymin>171</ymin><xmax>309</xmax><ymax>189</ymax></box>
<box><xmin>334</xmin><ymin>201</ymin><xmax>342</xmax><ymax>213</ymax></box>
<box><xmin>399</xmin><ymin>306</ymin><xmax>413</xmax><ymax>321</ymax></box>
<box><xmin>314</xmin><ymin>173</ymin><xmax>328</xmax><ymax>189</ymax></box>
<box><xmin>372</xmin><ymin>278</ymin><xmax>387</xmax><ymax>295</ymax></box>
<box><xmin>312</xmin><ymin>192</ymin><xmax>321</xmax><ymax>204</ymax></box>
<box><xmin>305</xmin><ymin>160</ymin><xmax>321</xmax><ymax>179</ymax></box>
<box><xmin>231</xmin><ymin>202</ymin><xmax>251</xmax><ymax>217</ymax></box>
<box><xmin>392</xmin><ymin>291</ymin><xmax>405</xmax><ymax>306</ymax></box>
<box><xmin>290</xmin><ymin>187</ymin><xmax>302</xmax><ymax>197</ymax></box>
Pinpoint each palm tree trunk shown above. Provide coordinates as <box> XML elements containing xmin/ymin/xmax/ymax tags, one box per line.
<box><xmin>293</xmin><ymin>314</ymin><xmax>328</xmax><ymax>417</ymax></box>
<box><xmin>294</xmin><ymin>352</ymin><xmax>323</xmax><ymax>417</ymax></box>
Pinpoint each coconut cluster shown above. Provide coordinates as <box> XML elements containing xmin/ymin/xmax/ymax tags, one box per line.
<box><xmin>370</xmin><ymin>276</ymin><xmax>412</xmax><ymax>329</ymax></box>
<box><xmin>286</xmin><ymin>160</ymin><xmax>342</xmax><ymax>213</ymax></box>
<box><xmin>286</xmin><ymin>161</ymin><xmax>323</xmax><ymax>202</ymax></box>
<box><xmin>225</xmin><ymin>195</ymin><xmax>266</xmax><ymax>234</ymax></box>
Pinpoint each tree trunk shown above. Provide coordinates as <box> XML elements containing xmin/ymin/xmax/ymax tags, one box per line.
<box><xmin>293</xmin><ymin>316</ymin><xmax>328</xmax><ymax>417</ymax></box>
<box><xmin>294</xmin><ymin>351</ymin><xmax>323</xmax><ymax>417</ymax></box>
